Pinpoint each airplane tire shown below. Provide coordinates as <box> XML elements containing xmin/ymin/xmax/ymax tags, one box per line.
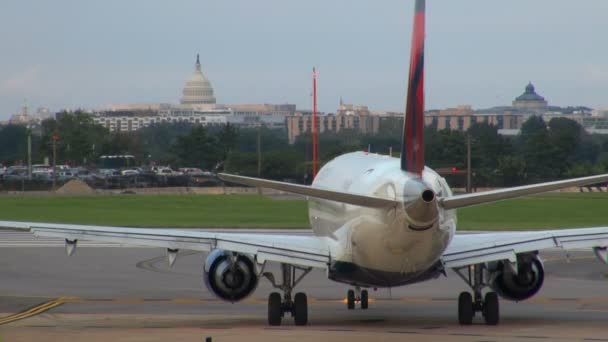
<box><xmin>268</xmin><ymin>292</ymin><xmax>282</xmax><ymax>326</ymax></box>
<box><xmin>361</xmin><ymin>290</ymin><xmax>369</xmax><ymax>309</ymax></box>
<box><xmin>294</xmin><ymin>292</ymin><xmax>308</xmax><ymax>326</ymax></box>
<box><xmin>484</xmin><ymin>292</ymin><xmax>499</xmax><ymax>325</ymax></box>
<box><xmin>347</xmin><ymin>290</ymin><xmax>355</xmax><ymax>310</ymax></box>
<box><xmin>458</xmin><ymin>292</ymin><xmax>474</xmax><ymax>325</ymax></box>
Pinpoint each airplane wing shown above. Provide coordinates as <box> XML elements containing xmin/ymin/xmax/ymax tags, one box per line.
<box><xmin>440</xmin><ymin>173</ymin><xmax>608</xmax><ymax>209</ymax></box>
<box><xmin>443</xmin><ymin>227</ymin><xmax>608</xmax><ymax>268</ymax></box>
<box><xmin>0</xmin><ymin>221</ymin><xmax>332</xmax><ymax>269</ymax></box>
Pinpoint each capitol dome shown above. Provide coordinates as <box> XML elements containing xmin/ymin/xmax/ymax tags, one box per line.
<box><xmin>512</xmin><ymin>82</ymin><xmax>547</xmax><ymax>110</ymax></box>
<box><xmin>180</xmin><ymin>54</ymin><xmax>216</xmax><ymax>105</ymax></box>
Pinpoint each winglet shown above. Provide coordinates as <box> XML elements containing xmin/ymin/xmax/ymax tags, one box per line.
<box><xmin>401</xmin><ymin>0</ymin><xmax>426</xmax><ymax>175</ymax></box>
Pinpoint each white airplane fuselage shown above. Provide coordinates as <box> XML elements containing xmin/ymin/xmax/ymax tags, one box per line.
<box><xmin>309</xmin><ymin>151</ymin><xmax>457</xmax><ymax>287</ymax></box>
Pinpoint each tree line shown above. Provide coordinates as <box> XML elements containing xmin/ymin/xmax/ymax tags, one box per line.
<box><xmin>1</xmin><ymin>110</ymin><xmax>608</xmax><ymax>187</ymax></box>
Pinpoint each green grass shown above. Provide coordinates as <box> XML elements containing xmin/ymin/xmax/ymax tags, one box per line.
<box><xmin>458</xmin><ymin>192</ymin><xmax>608</xmax><ymax>230</ymax></box>
<box><xmin>0</xmin><ymin>195</ymin><xmax>309</xmax><ymax>228</ymax></box>
<box><xmin>0</xmin><ymin>192</ymin><xmax>607</xmax><ymax>230</ymax></box>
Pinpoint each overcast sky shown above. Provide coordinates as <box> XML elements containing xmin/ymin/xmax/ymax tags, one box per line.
<box><xmin>1</xmin><ymin>0</ymin><xmax>607</xmax><ymax>119</ymax></box>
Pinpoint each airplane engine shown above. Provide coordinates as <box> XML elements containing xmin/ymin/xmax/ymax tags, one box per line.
<box><xmin>489</xmin><ymin>253</ymin><xmax>544</xmax><ymax>301</ymax></box>
<box><xmin>203</xmin><ymin>249</ymin><xmax>258</xmax><ymax>302</ymax></box>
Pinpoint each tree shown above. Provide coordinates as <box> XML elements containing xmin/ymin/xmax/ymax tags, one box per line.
<box><xmin>100</xmin><ymin>132</ymin><xmax>143</xmax><ymax>160</ymax></box>
<box><xmin>497</xmin><ymin>155</ymin><xmax>526</xmax><ymax>186</ymax></box>
<box><xmin>172</xmin><ymin>126</ymin><xmax>221</xmax><ymax>170</ymax></box>
<box><xmin>547</xmin><ymin>118</ymin><xmax>583</xmax><ymax>173</ymax></box>
<box><xmin>136</xmin><ymin>122</ymin><xmax>194</xmax><ymax>164</ymax></box>
<box><xmin>426</xmin><ymin>129</ymin><xmax>466</xmax><ymax>169</ymax></box>
<box><xmin>518</xmin><ymin>116</ymin><xmax>556</xmax><ymax>182</ymax></box>
<box><xmin>39</xmin><ymin>110</ymin><xmax>110</xmax><ymax>166</ymax></box>
<box><xmin>467</xmin><ymin>122</ymin><xmax>507</xmax><ymax>185</ymax></box>
<box><xmin>0</xmin><ymin>125</ymin><xmax>28</xmax><ymax>164</ymax></box>
<box><xmin>215</xmin><ymin>123</ymin><xmax>238</xmax><ymax>162</ymax></box>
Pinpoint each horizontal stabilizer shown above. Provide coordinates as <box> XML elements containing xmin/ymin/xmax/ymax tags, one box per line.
<box><xmin>218</xmin><ymin>173</ymin><xmax>399</xmax><ymax>208</ymax></box>
<box><xmin>440</xmin><ymin>173</ymin><xmax>608</xmax><ymax>210</ymax></box>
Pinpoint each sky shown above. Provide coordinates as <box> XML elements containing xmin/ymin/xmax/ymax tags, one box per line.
<box><xmin>1</xmin><ymin>0</ymin><xmax>607</xmax><ymax>120</ymax></box>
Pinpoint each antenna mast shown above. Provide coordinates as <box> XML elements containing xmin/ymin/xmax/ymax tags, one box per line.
<box><xmin>312</xmin><ymin>67</ymin><xmax>319</xmax><ymax>178</ymax></box>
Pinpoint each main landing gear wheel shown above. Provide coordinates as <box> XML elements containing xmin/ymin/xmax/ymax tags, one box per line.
<box><xmin>483</xmin><ymin>292</ymin><xmax>499</xmax><ymax>325</ymax></box>
<box><xmin>361</xmin><ymin>290</ymin><xmax>369</xmax><ymax>310</ymax></box>
<box><xmin>347</xmin><ymin>290</ymin><xmax>355</xmax><ymax>309</ymax></box>
<box><xmin>294</xmin><ymin>292</ymin><xmax>308</xmax><ymax>326</ymax></box>
<box><xmin>458</xmin><ymin>292</ymin><xmax>474</xmax><ymax>325</ymax></box>
<box><xmin>263</xmin><ymin>263</ymin><xmax>312</xmax><ymax>326</ymax></box>
<box><xmin>268</xmin><ymin>292</ymin><xmax>283</xmax><ymax>326</ymax></box>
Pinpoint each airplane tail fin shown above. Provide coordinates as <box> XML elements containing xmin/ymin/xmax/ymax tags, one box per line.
<box><xmin>401</xmin><ymin>0</ymin><xmax>426</xmax><ymax>175</ymax></box>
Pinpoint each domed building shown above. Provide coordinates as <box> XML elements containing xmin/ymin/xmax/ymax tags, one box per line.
<box><xmin>180</xmin><ymin>54</ymin><xmax>216</xmax><ymax>106</ymax></box>
<box><xmin>512</xmin><ymin>82</ymin><xmax>548</xmax><ymax>110</ymax></box>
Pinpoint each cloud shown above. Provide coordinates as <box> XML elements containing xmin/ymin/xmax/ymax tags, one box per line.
<box><xmin>2</xmin><ymin>65</ymin><xmax>39</xmax><ymax>91</ymax></box>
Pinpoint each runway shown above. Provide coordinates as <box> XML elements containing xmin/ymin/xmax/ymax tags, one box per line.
<box><xmin>0</xmin><ymin>230</ymin><xmax>608</xmax><ymax>341</ymax></box>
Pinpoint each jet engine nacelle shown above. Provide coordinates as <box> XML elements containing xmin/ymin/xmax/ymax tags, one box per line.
<box><xmin>489</xmin><ymin>253</ymin><xmax>544</xmax><ymax>301</ymax></box>
<box><xmin>203</xmin><ymin>249</ymin><xmax>258</xmax><ymax>302</ymax></box>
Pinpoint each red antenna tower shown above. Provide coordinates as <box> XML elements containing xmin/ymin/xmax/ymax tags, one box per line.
<box><xmin>312</xmin><ymin>67</ymin><xmax>319</xmax><ymax>178</ymax></box>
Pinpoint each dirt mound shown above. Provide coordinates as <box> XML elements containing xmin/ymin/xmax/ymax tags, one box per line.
<box><xmin>56</xmin><ymin>179</ymin><xmax>95</xmax><ymax>195</ymax></box>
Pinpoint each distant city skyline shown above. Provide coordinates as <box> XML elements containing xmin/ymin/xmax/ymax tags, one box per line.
<box><xmin>1</xmin><ymin>0</ymin><xmax>607</xmax><ymax>120</ymax></box>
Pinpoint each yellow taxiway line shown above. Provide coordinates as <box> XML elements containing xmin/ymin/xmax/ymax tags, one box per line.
<box><xmin>0</xmin><ymin>297</ymin><xmax>68</xmax><ymax>325</ymax></box>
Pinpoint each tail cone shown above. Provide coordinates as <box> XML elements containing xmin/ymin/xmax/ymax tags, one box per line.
<box><xmin>405</xmin><ymin>189</ymin><xmax>439</xmax><ymax>230</ymax></box>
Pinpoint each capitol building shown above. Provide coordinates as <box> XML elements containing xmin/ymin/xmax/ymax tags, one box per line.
<box><xmin>180</xmin><ymin>54</ymin><xmax>216</xmax><ymax>106</ymax></box>
<box><xmin>93</xmin><ymin>55</ymin><xmax>296</xmax><ymax>132</ymax></box>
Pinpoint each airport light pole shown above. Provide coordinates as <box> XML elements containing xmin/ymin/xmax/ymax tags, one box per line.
<box><xmin>52</xmin><ymin>134</ymin><xmax>59</xmax><ymax>190</ymax></box>
<box><xmin>312</xmin><ymin>67</ymin><xmax>319</xmax><ymax>178</ymax></box>
<box><xmin>466</xmin><ymin>134</ymin><xmax>472</xmax><ymax>193</ymax></box>
<box><xmin>27</xmin><ymin>125</ymin><xmax>32</xmax><ymax>180</ymax></box>
<box><xmin>257</xmin><ymin>121</ymin><xmax>261</xmax><ymax>177</ymax></box>
<box><xmin>257</xmin><ymin>120</ymin><xmax>262</xmax><ymax>195</ymax></box>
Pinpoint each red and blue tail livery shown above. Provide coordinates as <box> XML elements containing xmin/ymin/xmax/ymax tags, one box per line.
<box><xmin>401</xmin><ymin>0</ymin><xmax>426</xmax><ymax>175</ymax></box>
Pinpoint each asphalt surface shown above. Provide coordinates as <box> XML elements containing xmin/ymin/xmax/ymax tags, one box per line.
<box><xmin>0</xmin><ymin>230</ymin><xmax>608</xmax><ymax>341</ymax></box>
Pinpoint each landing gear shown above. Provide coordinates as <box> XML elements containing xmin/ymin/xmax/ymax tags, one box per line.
<box><xmin>454</xmin><ymin>264</ymin><xmax>500</xmax><ymax>325</ymax></box>
<box><xmin>263</xmin><ymin>263</ymin><xmax>311</xmax><ymax>326</ymax></box>
<box><xmin>268</xmin><ymin>292</ymin><xmax>282</xmax><ymax>326</ymax></box>
<box><xmin>483</xmin><ymin>292</ymin><xmax>499</xmax><ymax>325</ymax></box>
<box><xmin>361</xmin><ymin>289</ymin><xmax>369</xmax><ymax>309</ymax></box>
<box><xmin>346</xmin><ymin>287</ymin><xmax>369</xmax><ymax>310</ymax></box>
<box><xmin>347</xmin><ymin>289</ymin><xmax>355</xmax><ymax>310</ymax></box>
<box><xmin>458</xmin><ymin>292</ymin><xmax>473</xmax><ymax>325</ymax></box>
<box><xmin>294</xmin><ymin>292</ymin><xmax>308</xmax><ymax>326</ymax></box>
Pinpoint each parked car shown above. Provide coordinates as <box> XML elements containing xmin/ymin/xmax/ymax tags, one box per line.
<box><xmin>179</xmin><ymin>168</ymin><xmax>205</xmax><ymax>176</ymax></box>
<box><xmin>98</xmin><ymin>169</ymin><xmax>120</xmax><ymax>178</ymax></box>
<box><xmin>32</xmin><ymin>164</ymin><xmax>52</xmax><ymax>172</ymax></box>
<box><xmin>57</xmin><ymin>170</ymin><xmax>76</xmax><ymax>181</ymax></box>
<box><xmin>153</xmin><ymin>167</ymin><xmax>183</xmax><ymax>176</ymax></box>
<box><xmin>121</xmin><ymin>169</ymin><xmax>140</xmax><ymax>176</ymax></box>
<box><xmin>32</xmin><ymin>170</ymin><xmax>53</xmax><ymax>181</ymax></box>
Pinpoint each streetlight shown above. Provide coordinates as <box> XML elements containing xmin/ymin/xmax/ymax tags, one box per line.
<box><xmin>26</xmin><ymin>125</ymin><xmax>32</xmax><ymax>180</ymax></box>
<box><xmin>52</xmin><ymin>133</ymin><xmax>60</xmax><ymax>190</ymax></box>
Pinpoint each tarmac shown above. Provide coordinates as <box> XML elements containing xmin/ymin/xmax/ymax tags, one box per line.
<box><xmin>0</xmin><ymin>230</ymin><xmax>608</xmax><ymax>341</ymax></box>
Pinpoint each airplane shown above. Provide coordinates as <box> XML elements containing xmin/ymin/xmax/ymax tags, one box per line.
<box><xmin>2</xmin><ymin>0</ymin><xmax>608</xmax><ymax>327</ymax></box>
